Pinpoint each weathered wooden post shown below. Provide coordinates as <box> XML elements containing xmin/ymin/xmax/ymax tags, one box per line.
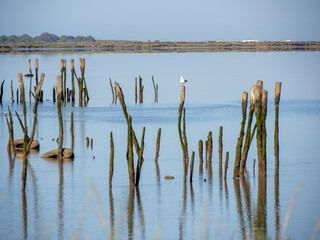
<box><xmin>178</xmin><ymin>85</ymin><xmax>188</xmax><ymax>174</ymax></box>
<box><xmin>109</xmin><ymin>132</ymin><xmax>114</xmax><ymax>185</ymax></box>
<box><xmin>219</xmin><ymin>126</ymin><xmax>223</xmax><ymax>178</ymax></box>
<box><xmin>198</xmin><ymin>139</ymin><xmax>203</xmax><ymax>174</ymax></box>
<box><xmin>139</xmin><ymin>75</ymin><xmax>144</xmax><ymax>103</ymax></box>
<box><xmin>11</xmin><ymin>80</ymin><xmax>14</xmax><ymax>104</ymax></box>
<box><xmin>16</xmin><ymin>88</ymin><xmax>19</xmax><ymax>104</ymax></box>
<box><xmin>233</xmin><ymin>91</ymin><xmax>248</xmax><ymax>178</ymax></box>
<box><xmin>274</xmin><ymin>82</ymin><xmax>282</xmax><ymax>168</ymax></box>
<box><xmin>70</xmin><ymin>59</ymin><xmax>75</xmax><ymax>103</ymax></box>
<box><xmin>207</xmin><ymin>131</ymin><xmax>213</xmax><ymax>166</ymax></box>
<box><xmin>53</xmin><ymin>87</ymin><xmax>56</xmax><ymax>103</ymax></box>
<box><xmin>152</xmin><ymin>76</ymin><xmax>159</xmax><ymax>103</ymax></box>
<box><xmin>0</xmin><ymin>80</ymin><xmax>5</xmax><ymax>105</ymax></box>
<box><xmin>28</xmin><ymin>59</ymin><xmax>32</xmax><ymax>104</ymax></box>
<box><xmin>135</xmin><ymin>77</ymin><xmax>137</xmax><ymax>104</ymax></box>
<box><xmin>5</xmin><ymin>107</ymin><xmax>15</xmax><ymax>155</ymax></box>
<box><xmin>57</xmin><ymin>76</ymin><xmax>63</xmax><ymax>160</ymax></box>
<box><xmin>189</xmin><ymin>151</ymin><xmax>195</xmax><ymax>182</ymax></box>
<box><xmin>135</xmin><ymin>127</ymin><xmax>146</xmax><ymax>186</ymax></box>
<box><xmin>240</xmin><ymin>86</ymin><xmax>256</xmax><ymax>175</ymax></box>
<box><xmin>18</xmin><ymin>73</ymin><xmax>28</xmax><ymax>191</ymax></box>
<box><xmin>109</xmin><ymin>78</ymin><xmax>115</xmax><ymax>104</ymax></box>
<box><xmin>224</xmin><ymin>151</ymin><xmax>229</xmax><ymax>180</ymax></box>
<box><xmin>35</xmin><ymin>58</ymin><xmax>39</xmax><ymax>86</ymax></box>
<box><xmin>154</xmin><ymin>128</ymin><xmax>161</xmax><ymax>162</ymax></box>
<box><xmin>26</xmin><ymin>73</ymin><xmax>44</xmax><ymax>154</ymax></box>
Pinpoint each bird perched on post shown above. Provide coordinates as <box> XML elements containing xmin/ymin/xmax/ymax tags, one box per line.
<box><xmin>180</xmin><ymin>76</ymin><xmax>187</xmax><ymax>84</ymax></box>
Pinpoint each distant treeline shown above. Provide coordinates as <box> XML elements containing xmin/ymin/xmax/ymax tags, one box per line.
<box><xmin>0</xmin><ymin>33</ymin><xmax>95</xmax><ymax>43</ymax></box>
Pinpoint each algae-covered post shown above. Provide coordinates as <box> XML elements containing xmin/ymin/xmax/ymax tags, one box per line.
<box><xmin>135</xmin><ymin>77</ymin><xmax>137</xmax><ymax>104</ymax></box>
<box><xmin>233</xmin><ymin>91</ymin><xmax>248</xmax><ymax>178</ymax></box>
<box><xmin>152</xmin><ymin>76</ymin><xmax>159</xmax><ymax>103</ymax></box>
<box><xmin>198</xmin><ymin>139</ymin><xmax>203</xmax><ymax>173</ymax></box>
<box><xmin>224</xmin><ymin>151</ymin><xmax>229</xmax><ymax>180</ymax></box>
<box><xmin>274</xmin><ymin>82</ymin><xmax>282</xmax><ymax>168</ymax></box>
<box><xmin>109</xmin><ymin>78</ymin><xmax>115</xmax><ymax>104</ymax></box>
<box><xmin>70</xmin><ymin>59</ymin><xmax>75</xmax><ymax>103</ymax></box>
<box><xmin>254</xmin><ymin>81</ymin><xmax>268</xmax><ymax>177</ymax></box>
<box><xmin>219</xmin><ymin>126</ymin><xmax>223</xmax><ymax>178</ymax></box>
<box><xmin>5</xmin><ymin>107</ymin><xmax>15</xmax><ymax>155</ymax></box>
<box><xmin>18</xmin><ymin>73</ymin><xmax>28</xmax><ymax>191</ymax></box>
<box><xmin>26</xmin><ymin>73</ymin><xmax>44</xmax><ymax>154</ymax></box>
<box><xmin>190</xmin><ymin>151</ymin><xmax>195</xmax><ymax>182</ymax></box>
<box><xmin>135</xmin><ymin>127</ymin><xmax>146</xmax><ymax>186</ymax></box>
<box><xmin>154</xmin><ymin>128</ymin><xmax>161</xmax><ymax>162</ymax></box>
<box><xmin>11</xmin><ymin>80</ymin><xmax>14</xmax><ymax>104</ymax></box>
<box><xmin>178</xmin><ymin>85</ymin><xmax>187</xmax><ymax>172</ymax></box>
<box><xmin>28</xmin><ymin>59</ymin><xmax>32</xmax><ymax>104</ymax></box>
<box><xmin>35</xmin><ymin>58</ymin><xmax>38</xmax><ymax>86</ymax></box>
<box><xmin>139</xmin><ymin>75</ymin><xmax>144</xmax><ymax>103</ymax></box>
<box><xmin>109</xmin><ymin>132</ymin><xmax>114</xmax><ymax>185</ymax></box>
<box><xmin>0</xmin><ymin>80</ymin><xmax>5</xmax><ymax>105</ymax></box>
<box><xmin>57</xmin><ymin>76</ymin><xmax>63</xmax><ymax>160</ymax></box>
<box><xmin>240</xmin><ymin>86</ymin><xmax>256</xmax><ymax>175</ymax></box>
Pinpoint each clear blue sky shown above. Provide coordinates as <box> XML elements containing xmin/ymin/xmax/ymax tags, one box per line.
<box><xmin>1</xmin><ymin>0</ymin><xmax>319</xmax><ymax>41</ymax></box>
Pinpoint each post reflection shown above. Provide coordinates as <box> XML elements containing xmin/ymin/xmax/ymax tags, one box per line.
<box><xmin>128</xmin><ymin>186</ymin><xmax>135</xmax><ymax>240</ymax></box>
<box><xmin>275</xmin><ymin>168</ymin><xmax>280</xmax><ymax>240</ymax></box>
<box><xmin>240</xmin><ymin>172</ymin><xmax>253</xmax><ymax>237</ymax></box>
<box><xmin>22</xmin><ymin>189</ymin><xmax>27</xmax><ymax>239</ymax></box>
<box><xmin>58</xmin><ymin>160</ymin><xmax>64</xmax><ymax>240</ymax></box>
<box><xmin>179</xmin><ymin>181</ymin><xmax>187</xmax><ymax>240</ymax></box>
<box><xmin>136</xmin><ymin>187</ymin><xmax>145</xmax><ymax>240</ymax></box>
<box><xmin>233</xmin><ymin>178</ymin><xmax>246</xmax><ymax>239</ymax></box>
<box><xmin>255</xmin><ymin>175</ymin><xmax>267</xmax><ymax>238</ymax></box>
<box><xmin>7</xmin><ymin>146</ymin><xmax>16</xmax><ymax>178</ymax></box>
<box><xmin>109</xmin><ymin>186</ymin><xmax>115</xmax><ymax>240</ymax></box>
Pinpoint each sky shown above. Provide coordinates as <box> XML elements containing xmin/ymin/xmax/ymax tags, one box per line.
<box><xmin>1</xmin><ymin>0</ymin><xmax>320</xmax><ymax>41</ymax></box>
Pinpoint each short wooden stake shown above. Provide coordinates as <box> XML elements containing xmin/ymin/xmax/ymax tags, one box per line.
<box><xmin>198</xmin><ymin>140</ymin><xmax>203</xmax><ymax>174</ymax></box>
<box><xmin>0</xmin><ymin>80</ymin><xmax>5</xmax><ymax>105</ymax></box>
<box><xmin>274</xmin><ymin>82</ymin><xmax>282</xmax><ymax>168</ymax></box>
<box><xmin>224</xmin><ymin>151</ymin><xmax>229</xmax><ymax>180</ymax></box>
<box><xmin>154</xmin><ymin>128</ymin><xmax>161</xmax><ymax>162</ymax></box>
<box><xmin>190</xmin><ymin>151</ymin><xmax>195</xmax><ymax>182</ymax></box>
<box><xmin>109</xmin><ymin>132</ymin><xmax>114</xmax><ymax>185</ymax></box>
<box><xmin>218</xmin><ymin>126</ymin><xmax>223</xmax><ymax>178</ymax></box>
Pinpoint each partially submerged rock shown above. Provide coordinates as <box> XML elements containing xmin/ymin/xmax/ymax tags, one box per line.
<box><xmin>164</xmin><ymin>175</ymin><xmax>174</xmax><ymax>180</ymax></box>
<box><xmin>13</xmin><ymin>139</ymin><xmax>39</xmax><ymax>150</ymax></box>
<box><xmin>41</xmin><ymin>148</ymin><xmax>74</xmax><ymax>159</ymax></box>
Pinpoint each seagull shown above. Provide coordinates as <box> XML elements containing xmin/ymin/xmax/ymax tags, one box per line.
<box><xmin>180</xmin><ymin>76</ymin><xmax>188</xmax><ymax>84</ymax></box>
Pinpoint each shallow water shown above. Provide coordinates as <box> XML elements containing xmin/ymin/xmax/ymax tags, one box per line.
<box><xmin>0</xmin><ymin>52</ymin><xmax>320</xmax><ymax>239</ymax></box>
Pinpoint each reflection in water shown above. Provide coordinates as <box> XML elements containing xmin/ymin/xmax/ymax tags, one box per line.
<box><xmin>7</xmin><ymin>147</ymin><xmax>15</xmax><ymax>179</ymax></box>
<box><xmin>109</xmin><ymin>186</ymin><xmax>115</xmax><ymax>240</ymax></box>
<box><xmin>128</xmin><ymin>187</ymin><xmax>135</xmax><ymax>240</ymax></box>
<box><xmin>22</xmin><ymin>190</ymin><xmax>27</xmax><ymax>239</ymax></box>
<box><xmin>179</xmin><ymin>182</ymin><xmax>187</xmax><ymax>240</ymax></box>
<box><xmin>136</xmin><ymin>187</ymin><xmax>145</xmax><ymax>240</ymax></box>
<box><xmin>255</xmin><ymin>176</ymin><xmax>267</xmax><ymax>238</ymax></box>
<box><xmin>240</xmin><ymin>173</ymin><xmax>253</xmax><ymax>237</ymax></box>
<box><xmin>224</xmin><ymin>179</ymin><xmax>229</xmax><ymax>211</ymax></box>
<box><xmin>275</xmin><ymin>168</ymin><xmax>280</xmax><ymax>240</ymax></box>
<box><xmin>58</xmin><ymin>161</ymin><xmax>64</xmax><ymax>240</ymax></box>
<box><xmin>233</xmin><ymin>178</ymin><xmax>246</xmax><ymax>239</ymax></box>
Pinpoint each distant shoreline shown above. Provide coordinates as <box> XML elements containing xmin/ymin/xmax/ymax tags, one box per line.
<box><xmin>1</xmin><ymin>41</ymin><xmax>319</xmax><ymax>54</ymax></box>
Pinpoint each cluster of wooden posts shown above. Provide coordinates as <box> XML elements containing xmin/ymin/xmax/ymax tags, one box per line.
<box><xmin>176</xmin><ymin>80</ymin><xmax>282</xmax><ymax>184</ymax></box>
<box><xmin>109</xmin><ymin>75</ymin><xmax>159</xmax><ymax>104</ymax></box>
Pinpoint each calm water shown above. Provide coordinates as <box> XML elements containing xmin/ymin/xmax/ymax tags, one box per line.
<box><xmin>0</xmin><ymin>52</ymin><xmax>320</xmax><ymax>239</ymax></box>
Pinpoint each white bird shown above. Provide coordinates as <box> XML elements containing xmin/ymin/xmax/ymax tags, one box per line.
<box><xmin>180</xmin><ymin>76</ymin><xmax>187</xmax><ymax>84</ymax></box>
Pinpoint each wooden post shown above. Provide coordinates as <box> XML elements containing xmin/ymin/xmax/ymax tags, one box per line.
<box><xmin>53</xmin><ymin>87</ymin><xmax>56</xmax><ymax>103</ymax></box>
<box><xmin>135</xmin><ymin>127</ymin><xmax>146</xmax><ymax>186</ymax></box>
<box><xmin>26</xmin><ymin>73</ymin><xmax>44</xmax><ymax>154</ymax></box>
<box><xmin>0</xmin><ymin>80</ymin><xmax>5</xmax><ymax>105</ymax></box>
<box><xmin>127</xmin><ymin>115</ymin><xmax>135</xmax><ymax>186</ymax></box>
<box><xmin>35</xmin><ymin>58</ymin><xmax>39</xmax><ymax>86</ymax></box>
<box><xmin>109</xmin><ymin>78</ymin><xmax>115</xmax><ymax>104</ymax></box>
<box><xmin>178</xmin><ymin>85</ymin><xmax>187</xmax><ymax>174</ymax></box>
<box><xmin>205</xmin><ymin>140</ymin><xmax>208</xmax><ymax>169</ymax></box>
<box><xmin>139</xmin><ymin>75</ymin><xmax>143</xmax><ymax>103</ymax></box>
<box><xmin>57</xmin><ymin>76</ymin><xmax>63</xmax><ymax>160</ymax></box>
<box><xmin>190</xmin><ymin>151</ymin><xmax>195</xmax><ymax>182</ymax></box>
<box><xmin>28</xmin><ymin>59</ymin><xmax>32</xmax><ymax>104</ymax></box>
<box><xmin>16</xmin><ymin>88</ymin><xmax>19</xmax><ymax>104</ymax></box>
<box><xmin>224</xmin><ymin>151</ymin><xmax>229</xmax><ymax>180</ymax></box>
<box><xmin>86</xmin><ymin>137</ymin><xmax>90</xmax><ymax>147</ymax></box>
<box><xmin>219</xmin><ymin>126</ymin><xmax>223</xmax><ymax>178</ymax></box>
<box><xmin>5</xmin><ymin>108</ymin><xmax>15</xmax><ymax>155</ymax></box>
<box><xmin>18</xmin><ymin>73</ymin><xmax>28</xmax><ymax>191</ymax></box>
<box><xmin>70</xmin><ymin>59</ymin><xmax>75</xmax><ymax>103</ymax></box>
<box><xmin>152</xmin><ymin>76</ymin><xmax>158</xmax><ymax>103</ymax></box>
<box><xmin>154</xmin><ymin>128</ymin><xmax>161</xmax><ymax>162</ymax></box>
<box><xmin>240</xmin><ymin>86</ymin><xmax>256</xmax><ymax>175</ymax></box>
<box><xmin>78</xmin><ymin>58</ymin><xmax>84</xmax><ymax>107</ymax></box>
<box><xmin>182</xmin><ymin>108</ymin><xmax>189</xmax><ymax>170</ymax></box>
<box><xmin>109</xmin><ymin>132</ymin><xmax>114</xmax><ymax>185</ymax></box>
<box><xmin>274</xmin><ymin>82</ymin><xmax>282</xmax><ymax>168</ymax></box>
<box><xmin>233</xmin><ymin>91</ymin><xmax>248</xmax><ymax>178</ymax></box>
<box><xmin>11</xmin><ymin>80</ymin><xmax>14</xmax><ymax>104</ymax></box>
<box><xmin>135</xmin><ymin>77</ymin><xmax>137</xmax><ymax>104</ymax></box>
<box><xmin>198</xmin><ymin>140</ymin><xmax>203</xmax><ymax>174</ymax></box>
<box><xmin>207</xmin><ymin>131</ymin><xmax>213</xmax><ymax>166</ymax></box>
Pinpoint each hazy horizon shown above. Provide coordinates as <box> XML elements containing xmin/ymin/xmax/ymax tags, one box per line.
<box><xmin>1</xmin><ymin>0</ymin><xmax>320</xmax><ymax>42</ymax></box>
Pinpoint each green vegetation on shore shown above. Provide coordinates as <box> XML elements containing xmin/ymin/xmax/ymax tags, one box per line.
<box><xmin>0</xmin><ymin>32</ymin><xmax>95</xmax><ymax>44</ymax></box>
<box><xmin>0</xmin><ymin>33</ymin><xmax>319</xmax><ymax>53</ymax></box>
